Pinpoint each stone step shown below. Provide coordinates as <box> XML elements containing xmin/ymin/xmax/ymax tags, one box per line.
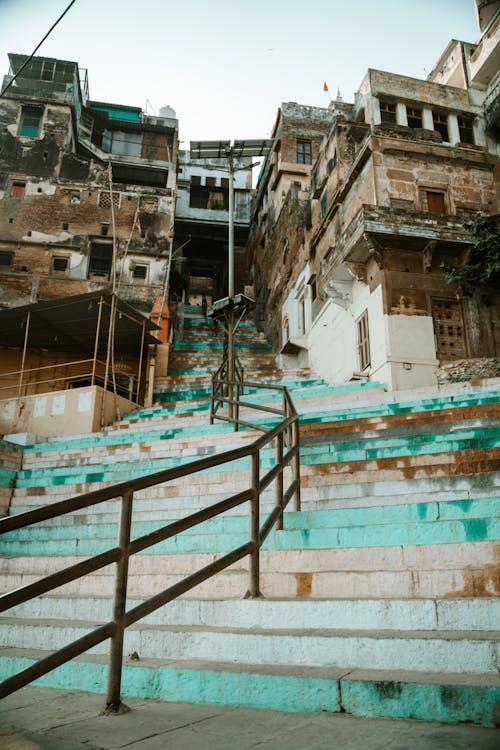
<box><xmin>2</xmin><ymin>499</ymin><xmax>498</xmax><ymax>556</ymax></box>
<box><xmin>6</xmin><ymin>597</ymin><xmax>499</xmax><ymax>632</ymax></box>
<box><xmin>1</xmin><ymin>616</ymin><xmax>499</xmax><ymax>677</ymax></box>
<box><xmin>1</xmin><ymin>540</ymin><xmax>496</xmax><ymax>599</ymax></box>
<box><xmin>0</xmin><ymin>648</ymin><xmax>497</xmax><ymax>724</ymax></box>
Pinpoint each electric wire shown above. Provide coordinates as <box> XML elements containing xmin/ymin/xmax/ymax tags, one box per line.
<box><xmin>0</xmin><ymin>0</ymin><xmax>78</xmax><ymax>98</ymax></box>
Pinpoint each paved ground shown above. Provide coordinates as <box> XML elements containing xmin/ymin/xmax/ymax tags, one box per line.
<box><xmin>0</xmin><ymin>686</ymin><xmax>498</xmax><ymax>750</ymax></box>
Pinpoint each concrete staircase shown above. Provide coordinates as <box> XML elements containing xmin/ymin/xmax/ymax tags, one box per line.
<box><xmin>0</xmin><ymin>306</ymin><xmax>499</xmax><ymax>726</ymax></box>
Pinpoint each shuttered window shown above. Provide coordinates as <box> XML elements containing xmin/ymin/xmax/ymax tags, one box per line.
<box><xmin>357</xmin><ymin>310</ymin><xmax>371</xmax><ymax>371</ymax></box>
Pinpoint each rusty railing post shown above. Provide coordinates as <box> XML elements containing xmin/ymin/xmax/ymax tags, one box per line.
<box><xmin>292</xmin><ymin>419</ymin><xmax>301</xmax><ymax>512</ymax></box>
<box><xmin>276</xmin><ymin>431</ymin><xmax>284</xmax><ymax>530</ymax></box>
<box><xmin>210</xmin><ymin>373</ymin><xmax>215</xmax><ymax>424</ymax></box>
<box><xmin>248</xmin><ymin>449</ymin><xmax>260</xmax><ymax>597</ymax></box>
<box><xmin>235</xmin><ymin>382</ymin><xmax>240</xmax><ymax>432</ymax></box>
<box><xmin>106</xmin><ymin>488</ymin><xmax>133</xmax><ymax>712</ymax></box>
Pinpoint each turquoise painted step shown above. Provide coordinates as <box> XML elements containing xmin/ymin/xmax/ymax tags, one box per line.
<box><xmin>22</xmin><ymin>422</ymin><xmax>239</xmax><ymax>455</ymax></box>
<box><xmin>300</xmin><ymin>393</ymin><xmax>500</xmax><ymax>424</ymax></box>
<box><xmin>17</xmin><ymin>423</ymin><xmax>500</xmax><ymax>478</ymax></box>
<box><xmin>2</xmin><ymin>514</ymin><xmax>498</xmax><ymax>556</ymax></box>
<box><xmin>174</xmin><ymin>340</ymin><xmax>272</xmax><ymax>351</ymax></box>
<box><xmin>3</xmin><ymin>499</ymin><xmax>498</xmax><ymax>542</ymax></box>
<box><xmin>0</xmin><ymin>653</ymin><xmax>496</xmax><ymax>725</ymax></box>
<box><xmin>0</xmin><ymin>467</ymin><xmax>17</xmax><ymax>488</ymax></box>
<box><xmin>153</xmin><ymin>378</ymin><xmax>327</xmax><ymax>403</ymax></box>
<box><xmin>14</xmin><ymin>427</ymin><xmax>500</xmax><ymax>488</ymax></box>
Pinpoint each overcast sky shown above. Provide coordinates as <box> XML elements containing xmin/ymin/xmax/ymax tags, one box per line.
<box><xmin>0</xmin><ymin>0</ymin><xmax>480</xmax><ymax>147</ymax></box>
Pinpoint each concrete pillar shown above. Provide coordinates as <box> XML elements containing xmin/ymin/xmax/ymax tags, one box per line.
<box><xmin>473</xmin><ymin>117</ymin><xmax>486</xmax><ymax>146</ymax></box>
<box><xmin>448</xmin><ymin>113</ymin><xmax>461</xmax><ymax>145</ymax></box>
<box><xmin>422</xmin><ymin>108</ymin><xmax>434</xmax><ymax>131</ymax></box>
<box><xmin>396</xmin><ymin>103</ymin><xmax>408</xmax><ymax>127</ymax></box>
<box><xmin>371</xmin><ymin>97</ymin><xmax>382</xmax><ymax>125</ymax></box>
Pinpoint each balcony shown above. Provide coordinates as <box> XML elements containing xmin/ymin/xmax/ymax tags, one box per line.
<box><xmin>469</xmin><ymin>12</ymin><xmax>500</xmax><ymax>87</ymax></box>
<box><xmin>320</xmin><ymin>204</ymin><xmax>471</xmax><ymax>277</ymax></box>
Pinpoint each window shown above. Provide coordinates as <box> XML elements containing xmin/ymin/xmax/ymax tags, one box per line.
<box><xmin>431</xmin><ymin>298</ymin><xmax>466</xmax><ymax>359</ymax></box>
<box><xmin>88</xmin><ymin>243</ymin><xmax>113</xmax><ymax>279</ymax></box>
<box><xmin>426</xmin><ymin>191</ymin><xmax>446</xmax><ymax>213</ymax></box>
<box><xmin>12</xmin><ymin>182</ymin><xmax>26</xmax><ymax>199</ymax></box>
<box><xmin>101</xmin><ymin>223</ymin><xmax>109</xmax><ymax>236</ymax></box>
<box><xmin>309</xmin><ymin>275</ymin><xmax>317</xmax><ymax>302</ymax></box>
<box><xmin>132</xmin><ymin>264</ymin><xmax>148</xmax><ymax>283</ymax></box>
<box><xmin>407</xmin><ymin>106</ymin><xmax>422</xmax><ymax>128</ymax></box>
<box><xmin>51</xmin><ymin>256</ymin><xmax>69</xmax><ymax>275</ymax></box>
<box><xmin>0</xmin><ymin>250</ymin><xmax>14</xmax><ymax>267</ymax></box>
<box><xmin>221</xmin><ymin>177</ymin><xmax>229</xmax><ymax>189</ymax></box>
<box><xmin>70</xmin><ymin>193</ymin><xmax>81</xmax><ymax>205</ymax></box>
<box><xmin>433</xmin><ymin>112</ymin><xmax>449</xmax><ymax>142</ymax></box>
<box><xmin>297</xmin><ymin>140</ymin><xmax>312</xmax><ymax>165</ymax></box>
<box><xmin>320</xmin><ymin>191</ymin><xmax>328</xmax><ymax>219</ymax></box>
<box><xmin>357</xmin><ymin>310</ymin><xmax>371</xmax><ymax>371</ymax></box>
<box><xmin>19</xmin><ymin>106</ymin><xmax>43</xmax><ymax>137</ymax></box>
<box><xmin>189</xmin><ymin>185</ymin><xmax>229</xmax><ymax>210</ymax></box>
<box><xmin>457</xmin><ymin>115</ymin><xmax>474</xmax><ymax>144</ymax></box>
<box><xmin>379</xmin><ymin>100</ymin><xmax>396</xmax><ymax>124</ymax></box>
<box><xmin>205</xmin><ymin>176</ymin><xmax>216</xmax><ymax>187</ymax></box>
<box><xmin>41</xmin><ymin>61</ymin><xmax>56</xmax><ymax>81</ymax></box>
<box><xmin>98</xmin><ymin>191</ymin><xmax>120</xmax><ymax>209</ymax></box>
<box><xmin>190</xmin><ymin>175</ymin><xmax>201</xmax><ymax>185</ymax></box>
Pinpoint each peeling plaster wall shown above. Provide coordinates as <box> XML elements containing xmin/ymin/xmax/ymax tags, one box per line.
<box><xmin>0</xmin><ymin>74</ymin><xmax>177</xmax><ymax>312</ymax></box>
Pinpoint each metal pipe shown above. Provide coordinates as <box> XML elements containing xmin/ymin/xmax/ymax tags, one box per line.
<box><xmin>91</xmin><ymin>297</ymin><xmax>104</xmax><ymax>387</ymax></box>
<box><xmin>292</xmin><ymin>419</ymin><xmax>301</xmax><ymax>512</ymax></box>
<box><xmin>18</xmin><ymin>310</ymin><xmax>31</xmax><ymax>397</ymax></box>
<box><xmin>275</xmin><ymin>432</ymin><xmax>284</xmax><ymax>530</ymax></box>
<box><xmin>248</xmin><ymin>450</ymin><xmax>260</xmax><ymax>598</ymax></box>
<box><xmin>106</xmin><ymin>489</ymin><xmax>133</xmax><ymax>711</ymax></box>
<box><xmin>136</xmin><ymin>319</ymin><xmax>146</xmax><ymax>405</ymax></box>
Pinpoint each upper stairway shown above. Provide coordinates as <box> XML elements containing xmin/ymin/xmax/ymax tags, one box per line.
<box><xmin>0</xmin><ymin>306</ymin><xmax>499</xmax><ymax>725</ymax></box>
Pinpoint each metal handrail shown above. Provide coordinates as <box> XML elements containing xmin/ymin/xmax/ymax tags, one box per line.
<box><xmin>0</xmin><ymin>381</ymin><xmax>301</xmax><ymax>712</ymax></box>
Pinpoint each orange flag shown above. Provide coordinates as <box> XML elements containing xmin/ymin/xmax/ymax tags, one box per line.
<box><xmin>323</xmin><ymin>81</ymin><xmax>329</xmax><ymax>92</ymax></box>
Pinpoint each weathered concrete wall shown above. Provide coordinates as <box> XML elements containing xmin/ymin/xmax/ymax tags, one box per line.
<box><xmin>0</xmin><ymin>386</ymin><xmax>134</xmax><ymax>438</ymax></box>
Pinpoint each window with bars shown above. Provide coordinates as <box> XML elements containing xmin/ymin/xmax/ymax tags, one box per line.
<box><xmin>433</xmin><ymin>112</ymin><xmax>449</xmax><ymax>142</ymax></box>
<box><xmin>297</xmin><ymin>140</ymin><xmax>312</xmax><ymax>165</ymax></box>
<box><xmin>356</xmin><ymin>310</ymin><xmax>371</xmax><ymax>371</ymax></box>
<box><xmin>457</xmin><ymin>115</ymin><xmax>474</xmax><ymax>144</ymax></box>
<box><xmin>18</xmin><ymin>106</ymin><xmax>43</xmax><ymax>137</ymax></box>
<box><xmin>379</xmin><ymin>100</ymin><xmax>396</xmax><ymax>124</ymax></box>
<box><xmin>407</xmin><ymin>106</ymin><xmax>422</xmax><ymax>128</ymax></box>
<box><xmin>98</xmin><ymin>191</ymin><xmax>120</xmax><ymax>209</ymax></box>
<box><xmin>51</xmin><ymin>256</ymin><xmax>69</xmax><ymax>275</ymax></box>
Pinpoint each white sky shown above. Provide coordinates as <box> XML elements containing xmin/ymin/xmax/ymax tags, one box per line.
<box><xmin>0</xmin><ymin>0</ymin><xmax>480</xmax><ymax>148</ymax></box>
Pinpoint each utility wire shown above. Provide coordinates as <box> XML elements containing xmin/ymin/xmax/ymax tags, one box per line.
<box><xmin>0</xmin><ymin>0</ymin><xmax>78</xmax><ymax>98</ymax></box>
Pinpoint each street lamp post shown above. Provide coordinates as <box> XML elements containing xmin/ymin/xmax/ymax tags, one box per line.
<box><xmin>189</xmin><ymin>139</ymin><xmax>273</xmax><ymax>422</ymax></box>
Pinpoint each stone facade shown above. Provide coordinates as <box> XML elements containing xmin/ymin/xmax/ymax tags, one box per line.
<box><xmin>247</xmin><ymin>20</ymin><xmax>500</xmax><ymax>390</ymax></box>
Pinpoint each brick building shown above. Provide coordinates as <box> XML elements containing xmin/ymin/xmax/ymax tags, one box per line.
<box><xmin>0</xmin><ymin>53</ymin><xmax>178</xmax><ymax>314</ymax></box>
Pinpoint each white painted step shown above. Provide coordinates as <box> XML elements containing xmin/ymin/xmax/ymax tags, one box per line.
<box><xmin>0</xmin><ymin>617</ymin><xmax>498</xmax><ymax>674</ymax></box>
<box><xmin>6</xmin><ymin>597</ymin><xmax>500</xmax><ymax>632</ymax></box>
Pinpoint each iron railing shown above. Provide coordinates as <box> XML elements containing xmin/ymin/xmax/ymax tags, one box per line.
<box><xmin>210</xmin><ymin>342</ymin><xmax>245</xmax><ymax>428</ymax></box>
<box><xmin>0</xmin><ymin>383</ymin><xmax>300</xmax><ymax>711</ymax></box>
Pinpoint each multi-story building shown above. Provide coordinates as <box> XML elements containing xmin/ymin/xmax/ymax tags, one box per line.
<box><xmin>0</xmin><ymin>53</ymin><xmax>178</xmax><ymax>314</ymax></box>
<box><xmin>175</xmin><ymin>149</ymin><xmax>253</xmax><ymax>306</ymax></box>
<box><xmin>245</xmin><ymin>102</ymin><xmax>333</xmax><ymax>341</ymax></box>
<box><xmin>247</xmin><ymin>6</ymin><xmax>500</xmax><ymax>390</ymax></box>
